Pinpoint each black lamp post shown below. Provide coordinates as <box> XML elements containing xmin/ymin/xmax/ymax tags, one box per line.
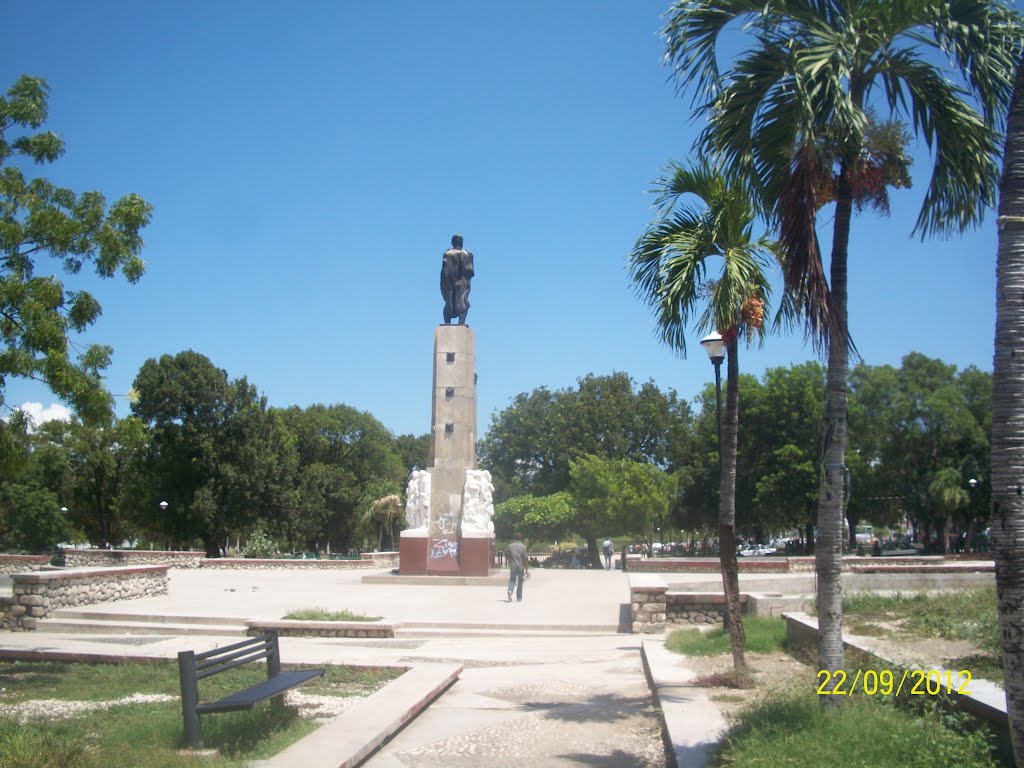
<box><xmin>700</xmin><ymin>331</ymin><xmax>726</xmax><ymax>462</ymax></box>
<box><xmin>159</xmin><ymin>501</ymin><xmax>169</xmax><ymax>551</ymax></box>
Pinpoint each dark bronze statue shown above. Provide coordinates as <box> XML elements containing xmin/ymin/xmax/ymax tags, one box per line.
<box><xmin>440</xmin><ymin>233</ymin><xmax>474</xmax><ymax>324</ymax></box>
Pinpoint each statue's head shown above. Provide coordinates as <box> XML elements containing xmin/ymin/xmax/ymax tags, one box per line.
<box><xmin>451</xmin><ymin>234</ymin><xmax>463</xmax><ymax>248</ymax></box>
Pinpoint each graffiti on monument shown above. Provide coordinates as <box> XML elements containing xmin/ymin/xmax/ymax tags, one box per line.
<box><xmin>430</xmin><ymin>539</ymin><xmax>459</xmax><ymax>559</ymax></box>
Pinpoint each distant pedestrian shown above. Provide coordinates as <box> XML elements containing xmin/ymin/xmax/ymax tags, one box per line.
<box><xmin>506</xmin><ymin>533</ymin><xmax>528</xmax><ymax>602</ymax></box>
<box><xmin>602</xmin><ymin>538</ymin><xmax>613</xmax><ymax>570</ymax></box>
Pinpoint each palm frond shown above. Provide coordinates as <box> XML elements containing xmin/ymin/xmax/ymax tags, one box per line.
<box><xmin>629</xmin><ymin>160</ymin><xmax>781</xmax><ymax>356</ymax></box>
<box><xmin>777</xmin><ymin>144</ymin><xmax>837</xmax><ymax>353</ymax></box>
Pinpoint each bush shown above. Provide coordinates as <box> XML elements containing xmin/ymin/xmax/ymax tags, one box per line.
<box><xmin>243</xmin><ymin>525</ymin><xmax>280</xmax><ymax>559</ymax></box>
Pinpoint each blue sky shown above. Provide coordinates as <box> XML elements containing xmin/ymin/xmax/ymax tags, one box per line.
<box><xmin>2</xmin><ymin>1</ymin><xmax>1000</xmax><ymax>437</ymax></box>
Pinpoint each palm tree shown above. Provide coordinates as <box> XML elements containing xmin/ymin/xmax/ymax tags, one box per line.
<box><xmin>630</xmin><ymin>161</ymin><xmax>782</xmax><ymax>688</ymax></box>
<box><xmin>663</xmin><ymin>0</ymin><xmax>1022</xmax><ymax>682</ymax></box>
<box><xmin>359</xmin><ymin>479</ymin><xmax>404</xmax><ymax>551</ymax></box>
<box><xmin>993</xmin><ymin>58</ymin><xmax>1024</xmax><ymax>764</ymax></box>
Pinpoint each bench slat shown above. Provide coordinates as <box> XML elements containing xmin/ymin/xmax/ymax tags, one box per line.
<box><xmin>196</xmin><ymin>646</ymin><xmax>274</xmax><ymax>679</ymax></box>
<box><xmin>194</xmin><ymin>635</ymin><xmax>271</xmax><ymax>662</ymax></box>
<box><xmin>194</xmin><ymin>668</ymin><xmax>324</xmax><ymax>714</ymax></box>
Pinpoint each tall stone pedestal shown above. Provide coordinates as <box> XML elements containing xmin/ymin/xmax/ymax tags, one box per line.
<box><xmin>400</xmin><ymin>325</ymin><xmax>495</xmax><ymax>577</ymax></box>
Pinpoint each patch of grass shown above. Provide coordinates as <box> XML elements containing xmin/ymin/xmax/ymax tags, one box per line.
<box><xmin>282</xmin><ymin>608</ymin><xmax>382</xmax><ymax>622</ymax></box>
<box><xmin>841</xmin><ymin>585</ymin><xmax>1002</xmax><ymax>681</ymax></box>
<box><xmin>843</xmin><ymin>585</ymin><xmax>998</xmax><ymax>651</ymax></box>
<box><xmin>710</xmin><ymin>692</ymin><xmax>998</xmax><ymax>768</ymax></box>
<box><xmin>665</xmin><ymin>617</ymin><xmax>787</xmax><ymax>657</ymax></box>
<box><xmin>0</xmin><ymin>718</ymin><xmax>91</xmax><ymax>768</ymax></box>
<box><xmin>0</xmin><ymin>660</ymin><xmax>402</xmax><ymax>767</ymax></box>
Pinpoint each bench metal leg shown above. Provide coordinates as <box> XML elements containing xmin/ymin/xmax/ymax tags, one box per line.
<box><xmin>178</xmin><ymin>650</ymin><xmax>204</xmax><ymax>749</ymax></box>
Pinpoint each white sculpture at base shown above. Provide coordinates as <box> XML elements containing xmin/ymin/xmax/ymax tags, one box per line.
<box><xmin>460</xmin><ymin>469</ymin><xmax>495</xmax><ymax>535</ymax></box>
<box><xmin>403</xmin><ymin>469</ymin><xmax>431</xmax><ymax>534</ymax></box>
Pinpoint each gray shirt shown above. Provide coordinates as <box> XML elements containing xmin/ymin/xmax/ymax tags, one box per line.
<box><xmin>507</xmin><ymin>541</ymin><xmax>528</xmax><ymax>571</ymax></box>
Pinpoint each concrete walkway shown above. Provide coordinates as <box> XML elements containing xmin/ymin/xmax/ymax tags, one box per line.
<box><xmin>0</xmin><ymin>567</ymin><xmax>726</xmax><ymax>767</ymax></box>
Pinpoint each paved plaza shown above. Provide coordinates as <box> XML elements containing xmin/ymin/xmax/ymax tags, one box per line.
<box><xmin>0</xmin><ymin>566</ymin><xmax>726</xmax><ymax>767</ymax></box>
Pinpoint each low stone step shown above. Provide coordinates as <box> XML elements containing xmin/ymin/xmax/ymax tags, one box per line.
<box><xmin>34</xmin><ymin>617</ymin><xmax>248</xmax><ymax>637</ymax></box>
<box><xmin>47</xmin><ymin>609</ymin><xmax>242</xmax><ymax>627</ymax></box>
<box><xmin>395</xmin><ymin>625</ymin><xmax>624</xmax><ymax>639</ymax></box>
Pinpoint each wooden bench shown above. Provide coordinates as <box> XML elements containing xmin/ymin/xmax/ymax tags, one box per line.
<box><xmin>177</xmin><ymin>630</ymin><xmax>324</xmax><ymax>748</ymax></box>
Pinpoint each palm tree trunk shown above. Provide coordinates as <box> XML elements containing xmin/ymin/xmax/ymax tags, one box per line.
<box><xmin>817</xmin><ymin>169</ymin><xmax>853</xmax><ymax>697</ymax></box>
<box><xmin>720</xmin><ymin>340</ymin><xmax>751</xmax><ymax>687</ymax></box>
<box><xmin>993</xmin><ymin>58</ymin><xmax>1024</xmax><ymax>765</ymax></box>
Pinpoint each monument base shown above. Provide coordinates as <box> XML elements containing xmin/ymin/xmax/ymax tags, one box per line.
<box><xmin>458</xmin><ymin>534</ymin><xmax>494</xmax><ymax>577</ymax></box>
<box><xmin>399</xmin><ymin>533</ymin><xmax>428</xmax><ymax>575</ymax></box>
<box><xmin>399</xmin><ymin>531</ymin><xmax>495</xmax><ymax>577</ymax></box>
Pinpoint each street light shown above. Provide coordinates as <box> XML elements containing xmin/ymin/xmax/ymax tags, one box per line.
<box><xmin>159</xmin><ymin>501</ymin><xmax>169</xmax><ymax>551</ymax></box>
<box><xmin>700</xmin><ymin>331</ymin><xmax>726</xmax><ymax>458</ymax></box>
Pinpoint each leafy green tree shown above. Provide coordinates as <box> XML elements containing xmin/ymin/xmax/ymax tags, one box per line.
<box><xmin>130</xmin><ymin>351</ymin><xmax>289</xmax><ymax>556</ymax></box>
<box><xmin>630</xmin><ymin>161</ymin><xmax>784</xmax><ymax>688</ymax></box>
<box><xmin>746</xmin><ymin>363</ymin><xmax>824</xmax><ymax>547</ymax></box>
<box><xmin>992</xmin><ymin>56</ymin><xmax>1024</xmax><ymax>764</ymax></box>
<box><xmin>480</xmin><ymin>372</ymin><xmax>691</xmax><ymax>499</ymax></box>
<box><xmin>39</xmin><ymin>416</ymin><xmax>147</xmax><ymax>548</ymax></box>
<box><xmin>847</xmin><ymin>355</ymin><xmax>990</xmax><ymax>551</ymax></box>
<box><xmin>278</xmin><ymin>404</ymin><xmax>404</xmax><ymax>552</ymax></box>
<box><xmin>0</xmin><ymin>482</ymin><xmax>65</xmax><ymax>552</ymax></box>
<box><xmin>569</xmin><ymin>455</ymin><xmax>678</xmax><ymax>566</ymax></box>
<box><xmin>663</xmin><ymin>0</ymin><xmax>1023</xmax><ymax>683</ymax></box>
<box><xmin>1</xmin><ymin>76</ymin><xmax>153</xmax><ymax>423</ymax></box>
<box><xmin>493</xmin><ymin>492</ymin><xmax>576</xmax><ymax>543</ymax></box>
<box><xmin>393</xmin><ymin>433</ymin><xmax>430</xmax><ymax>475</ymax></box>
<box><xmin>0</xmin><ymin>414</ymin><xmax>74</xmax><ymax>552</ymax></box>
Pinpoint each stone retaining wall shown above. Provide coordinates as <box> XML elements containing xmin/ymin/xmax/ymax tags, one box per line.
<box><xmin>64</xmin><ymin>549</ymin><xmax>205</xmax><ymax>569</ymax></box>
<box><xmin>199</xmin><ymin>552</ymin><xmax>398</xmax><ymax>570</ymax></box>
<box><xmin>622</xmin><ymin>555</ymin><xmax>961</xmax><ymax>574</ymax></box>
<box><xmin>2</xmin><ymin>566</ymin><xmax>168</xmax><ymax>631</ymax></box>
<box><xmin>0</xmin><ymin>555</ymin><xmax>50</xmax><ymax>575</ymax></box>
<box><xmin>631</xmin><ymin>582</ymin><xmax>667</xmax><ymax>634</ymax></box>
<box><xmin>665</xmin><ymin>593</ymin><xmax>750</xmax><ymax>625</ymax></box>
<box><xmin>630</xmin><ymin>575</ymin><xmax>786</xmax><ymax>632</ymax></box>
<box><xmin>60</xmin><ymin>549</ymin><xmax>400</xmax><ymax>570</ymax></box>
<box><xmin>246</xmin><ymin>619</ymin><xmax>396</xmax><ymax>639</ymax></box>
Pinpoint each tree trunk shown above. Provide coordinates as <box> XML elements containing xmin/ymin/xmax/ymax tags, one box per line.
<box><xmin>586</xmin><ymin>537</ymin><xmax>602</xmax><ymax>569</ymax></box>
<box><xmin>817</xmin><ymin>166</ymin><xmax>853</xmax><ymax>699</ymax></box>
<box><xmin>719</xmin><ymin>341</ymin><xmax>751</xmax><ymax>688</ymax></box>
<box><xmin>993</xmin><ymin>58</ymin><xmax>1024</xmax><ymax>766</ymax></box>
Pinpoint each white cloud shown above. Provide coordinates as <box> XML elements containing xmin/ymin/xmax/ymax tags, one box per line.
<box><xmin>16</xmin><ymin>402</ymin><xmax>73</xmax><ymax>428</ymax></box>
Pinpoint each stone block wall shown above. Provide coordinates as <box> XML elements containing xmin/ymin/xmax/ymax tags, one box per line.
<box><xmin>59</xmin><ymin>549</ymin><xmax>399</xmax><ymax>571</ymax></box>
<box><xmin>64</xmin><ymin>549</ymin><xmax>206</xmax><ymax>569</ymax></box>
<box><xmin>0</xmin><ymin>555</ymin><xmax>50</xmax><ymax>575</ymax></box>
<box><xmin>200</xmin><ymin>557</ymin><xmax>372</xmax><ymax>571</ymax></box>
<box><xmin>632</xmin><ymin>558</ymin><xmax>792</xmax><ymax>574</ymax></box>
<box><xmin>665</xmin><ymin>593</ymin><xmax>750</xmax><ymax>625</ymax></box>
<box><xmin>630</xmin><ymin>583</ymin><xmax>667</xmax><ymax>634</ymax></box>
<box><xmin>4</xmin><ymin>565</ymin><xmax>168</xmax><ymax>631</ymax></box>
<box><xmin>630</xmin><ymin>574</ymin><xmax>759</xmax><ymax>632</ymax></box>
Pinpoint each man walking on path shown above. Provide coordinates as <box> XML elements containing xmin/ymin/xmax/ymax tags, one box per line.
<box><xmin>506</xmin><ymin>532</ymin><xmax>528</xmax><ymax>602</ymax></box>
<box><xmin>603</xmin><ymin>538</ymin><xmax>613</xmax><ymax>570</ymax></box>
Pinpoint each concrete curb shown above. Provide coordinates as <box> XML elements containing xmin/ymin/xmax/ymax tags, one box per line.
<box><xmin>250</xmin><ymin>663</ymin><xmax>463</xmax><ymax>768</ymax></box>
<box><xmin>641</xmin><ymin>638</ymin><xmax>727</xmax><ymax>768</ymax></box>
